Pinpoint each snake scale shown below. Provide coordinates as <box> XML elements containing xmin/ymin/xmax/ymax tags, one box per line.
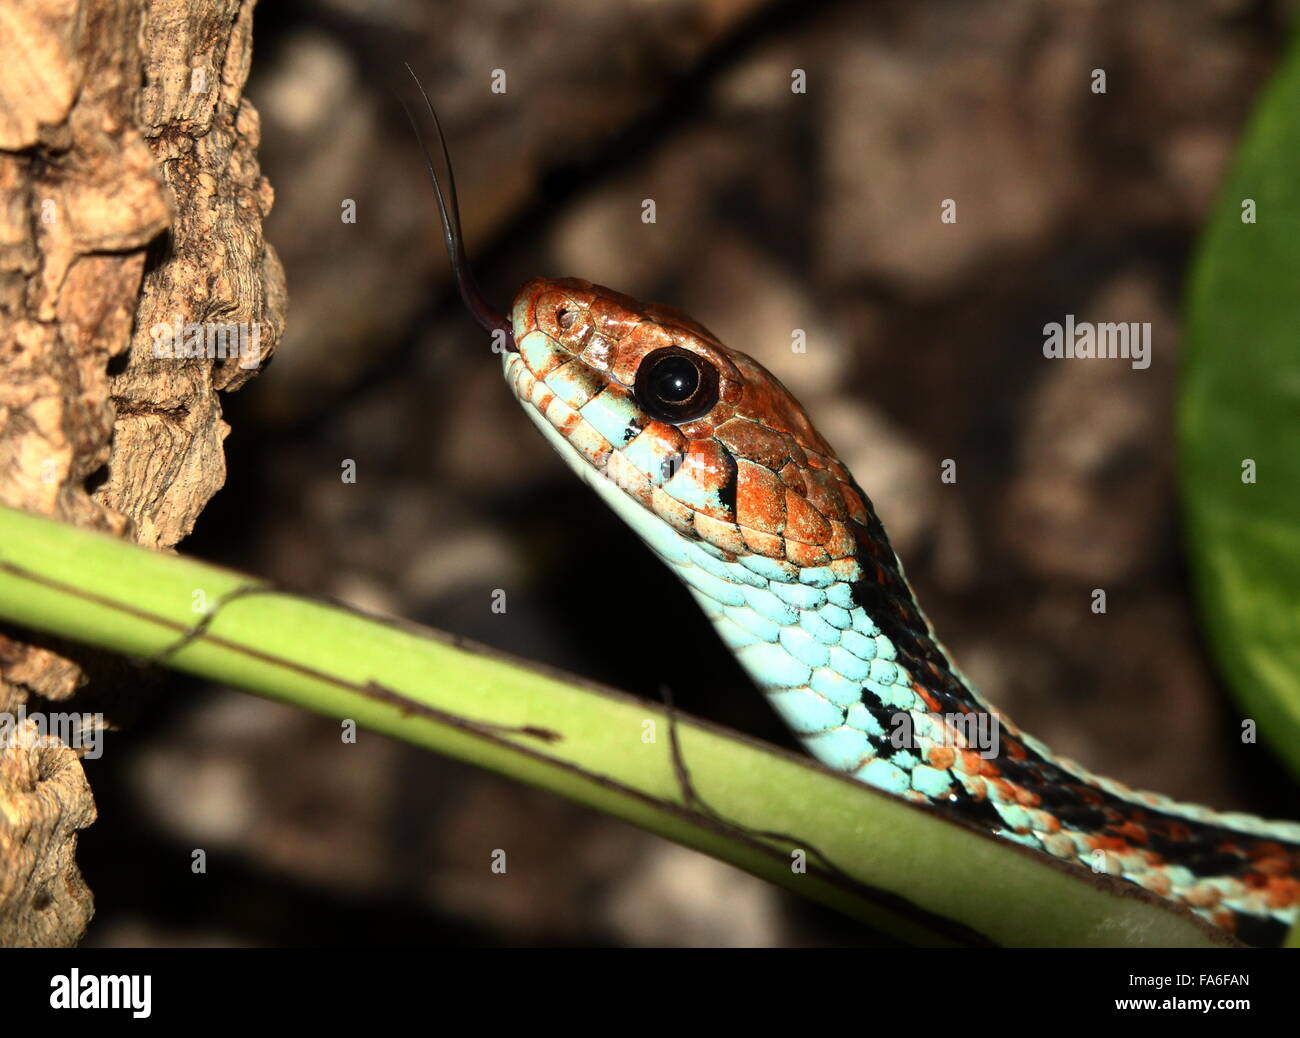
<box><xmin>404</xmin><ymin>72</ymin><xmax>1300</xmax><ymax>946</ymax></box>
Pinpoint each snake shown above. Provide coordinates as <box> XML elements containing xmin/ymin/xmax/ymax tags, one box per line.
<box><xmin>402</xmin><ymin>70</ymin><xmax>1300</xmax><ymax>947</ymax></box>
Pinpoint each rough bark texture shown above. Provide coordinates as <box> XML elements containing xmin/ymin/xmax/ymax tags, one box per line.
<box><xmin>0</xmin><ymin>0</ymin><xmax>283</xmax><ymax>946</ymax></box>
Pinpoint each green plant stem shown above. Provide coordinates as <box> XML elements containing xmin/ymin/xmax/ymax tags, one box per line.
<box><xmin>0</xmin><ymin>503</ymin><xmax>1225</xmax><ymax>947</ymax></box>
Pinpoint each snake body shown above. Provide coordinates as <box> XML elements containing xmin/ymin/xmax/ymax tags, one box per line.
<box><xmin>398</xmin><ymin>73</ymin><xmax>1299</xmax><ymax>945</ymax></box>
<box><xmin>499</xmin><ymin>276</ymin><xmax>1300</xmax><ymax>946</ymax></box>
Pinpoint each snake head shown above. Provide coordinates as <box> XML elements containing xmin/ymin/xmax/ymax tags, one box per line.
<box><xmin>398</xmin><ymin>72</ymin><xmax>857</xmax><ymax>569</ymax></box>
<box><xmin>505</xmin><ymin>276</ymin><xmax>876</xmax><ymax>578</ymax></box>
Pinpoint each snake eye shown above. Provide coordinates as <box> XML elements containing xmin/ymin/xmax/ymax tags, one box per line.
<box><xmin>633</xmin><ymin>346</ymin><xmax>720</xmax><ymax>424</ymax></box>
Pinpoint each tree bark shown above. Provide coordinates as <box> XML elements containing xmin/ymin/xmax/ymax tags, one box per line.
<box><xmin>0</xmin><ymin>0</ymin><xmax>283</xmax><ymax>946</ymax></box>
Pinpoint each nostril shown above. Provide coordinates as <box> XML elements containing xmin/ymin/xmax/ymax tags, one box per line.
<box><xmin>556</xmin><ymin>307</ymin><xmax>576</xmax><ymax>330</ymax></box>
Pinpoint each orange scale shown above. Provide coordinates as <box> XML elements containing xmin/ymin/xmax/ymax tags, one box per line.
<box><xmin>785</xmin><ymin>540</ymin><xmax>830</xmax><ymax>568</ymax></box>
<box><xmin>977</xmin><ymin>757</ymin><xmax>1003</xmax><ymax>778</ymax></box>
<box><xmin>1211</xmin><ymin>911</ymin><xmax>1238</xmax><ymax>933</ymax></box>
<box><xmin>838</xmin><ymin>483</ymin><xmax>871</xmax><ymax>526</ymax></box>
<box><xmin>1112</xmin><ymin>821</ymin><xmax>1149</xmax><ymax>844</ymax></box>
<box><xmin>719</xmin><ymin>378</ymin><xmax>744</xmax><ymax>405</ymax></box>
<box><xmin>735</xmin><ymin>458</ymin><xmax>786</xmax><ymax>535</ymax></box>
<box><xmin>679</xmin><ymin>409</ymin><xmax>729</xmax><ymax>440</ymax></box>
<box><xmin>803</xmin><ymin>467</ymin><xmax>846</xmax><ymax>520</ymax></box>
<box><xmin>927</xmin><ymin>746</ymin><xmax>956</xmax><ymax>770</ymax></box>
<box><xmin>964</xmin><ymin>776</ymin><xmax>988</xmax><ymax>800</ymax></box>
<box><xmin>535</xmin><ymin>289</ymin><xmax>583</xmax><ymax>333</ymax></box>
<box><xmin>1263</xmin><ymin>877</ymin><xmax>1300</xmax><ymax>909</ymax></box>
<box><xmin>1002</xmin><ymin>737</ymin><xmax>1029</xmax><ymax>762</ymax></box>
<box><xmin>778</xmin><ymin>461</ymin><xmax>807</xmax><ymax>496</ymax></box>
<box><xmin>784</xmin><ymin>489</ymin><xmax>833</xmax><ymax>546</ymax></box>
<box><xmin>914</xmin><ymin>686</ymin><xmax>943</xmax><ymax>714</ymax></box>
<box><xmin>1246</xmin><ymin>840</ymin><xmax>1287</xmax><ymax>861</ymax></box>
<box><xmin>588</xmin><ymin>297</ymin><xmax>641</xmax><ymax>339</ymax></box>
<box><xmin>650</xmin><ymin>487</ymin><xmax>696</xmax><ymax>537</ymax></box>
<box><xmin>694</xmin><ymin>512</ymin><xmax>745</xmax><ymax>556</ymax></box>
<box><xmin>1253</xmin><ymin>857</ymin><xmax>1290</xmax><ymax>877</ymax></box>
<box><xmin>987</xmin><ymin>778</ymin><xmax>1017</xmax><ymax>804</ymax></box>
<box><xmin>828</xmin><ymin>557</ymin><xmax>862</xmax><ymax>583</ymax></box>
<box><xmin>824</xmin><ymin>520</ymin><xmax>857</xmax><ymax>561</ymax></box>
<box><xmin>587</xmin><ymin>314</ymin><xmax>631</xmax><ymax>348</ymax></box>
<box><xmin>1029</xmin><ymin>809</ymin><xmax>1060</xmax><ymax>834</ymax></box>
<box><xmin>610</xmin><ymin>323</ymin><xmax>673</xmax><ymax>387</ymax></box>
<box><xmin>714</xmin><ymin>417</ymin><xmax>792</xmax><ymax>471</ymax></box>
<box><xmin>739</xmin><ymin>525</ymin><xmax>786</xmax><ymax>559</ymax></box>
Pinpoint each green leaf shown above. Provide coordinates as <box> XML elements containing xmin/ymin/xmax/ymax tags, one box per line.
<box><xmin>1182</xmin><ymin>37</ymin><xmax>1300</xmax><ymax>779</ymax></box>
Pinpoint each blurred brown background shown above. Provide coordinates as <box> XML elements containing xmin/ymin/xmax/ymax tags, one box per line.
<box><xmin>81</xmin><ymin>0</ymin><xmax>1300</xmax><ymax>946</ymax></box>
